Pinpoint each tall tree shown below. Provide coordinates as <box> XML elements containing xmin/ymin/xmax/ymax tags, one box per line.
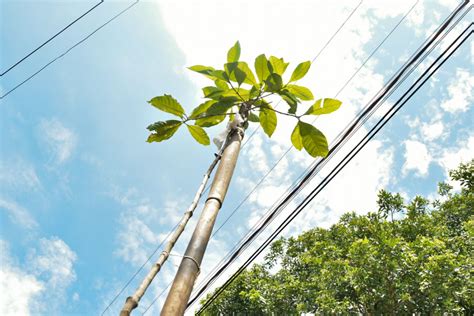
<box><xmin>200</xmin><ymin>160</ymin><xmax>474</xmax><ymax>315</ymax></box>
<box><xmin>121</xmin><ymin>41</ymin><xmax>342</xmax><ymax>315</ymax></box>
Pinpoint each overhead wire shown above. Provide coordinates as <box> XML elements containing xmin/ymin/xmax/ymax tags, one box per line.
<box><xmin>1</xmin><ymin>1</ymin><xmax>104</xmax><ymax>76</ymax></box>
<box><xmin>197</xmin><ymin>24</ymin><xmax>473</xmax><ymax>314</ymax></box>
<box><xmin>0</xmin><ymin>0</ymin><xmax>140</xmax><ymax>100</ymax></box>
<box><xmin>188</xmin><ymin>1</ymin><xmax>470</xmax><ymax>312</ymax></box>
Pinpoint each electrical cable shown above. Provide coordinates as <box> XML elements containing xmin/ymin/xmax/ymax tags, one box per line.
<box><xmin>0</xmin><ymin>0</ymin><xmax>140</xmax><ymax>100</ymax></box>
<box><xmin>1</xmin><ymin>1</ymin><xmax>104</xmax><ymax>76</ymax></box>
<box><xmin>188</xmin><ymin>3</ymin><xmax>471</xmax><ymax>310</ymax></box>
<box><xmin>196</xmin><ymin>23</ymin><xmax>473</xmax><ymax>314</ymax></box>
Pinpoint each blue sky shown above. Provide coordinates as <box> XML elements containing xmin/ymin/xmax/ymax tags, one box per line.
<box><xmin>0</xmin><ymin>0</ymin><xmax>473</xmax><ymax>315</ymax></box>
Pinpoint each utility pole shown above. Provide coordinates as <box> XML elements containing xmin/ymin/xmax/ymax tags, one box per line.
<box><xmin>161</xmin><ymin>125</ymin><xmax>244</xmax><ymax>315</ymax></box>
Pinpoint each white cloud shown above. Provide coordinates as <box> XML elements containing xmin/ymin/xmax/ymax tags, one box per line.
<box><xmin>0</xmin><ymin>241</ymin><xmax>43</xmax><ymax>316</ymax></box>
<box><xmin>0</xmin><ymin>198</ymin><xmax>38</xmax><ymax>229</ymax></box>
<box><xmin>402</xmin><ymin>139</ymin><xmax>432</xmax><ymax>177</ymax></box>
<box><xmin>421</xmin><ymin>120</ymin><xmax>444</xmax><ymax>141</ymax></box>
<box><xmin>440</xmin><ymin>68</ymin><xmax>474</xmax><ymax>114</ymax></box>
<box><xmin>27</xmin><ymin>237</ymin><xmax>77</xmax><ymax>292</ymax></box>
<box><xmin>438</xmin><ymin>134</ymin><xmax>474</xmax><ymax>176</ymax></box>
<box><xmin>0</xmin><ymin>238</ymin><xmax>77</xmax><ymax>315</ymax></box>
<box><xmin>38</xmin><ymin>118</ymin><xmax>77</xmax><ymax>164</ymax></box>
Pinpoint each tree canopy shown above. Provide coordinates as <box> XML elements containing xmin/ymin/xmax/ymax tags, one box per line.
<box><xmin>200</xmin><ymin>160</ymin><xmax>474</xmax><ymax>314</ymax></box>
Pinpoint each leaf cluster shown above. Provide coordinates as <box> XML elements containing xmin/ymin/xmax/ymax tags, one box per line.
<box><xmin>146</xmin><ymin>41</ymin><xmax>343</xmax><ymax>157</ymax></box>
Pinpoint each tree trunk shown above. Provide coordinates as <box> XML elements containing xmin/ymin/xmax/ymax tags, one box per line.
<box><xmin>119</xmin><ymin>153</ymin><xmax>222</xmax><ymax>316</ymax></box>
<box><xmin>161</xmin><ymin>126</ymin><xmax>244</xmax><ymax>315</ymax></box>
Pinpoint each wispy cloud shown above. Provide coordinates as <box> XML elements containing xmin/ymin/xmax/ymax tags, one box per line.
<box><xmin>0</xmin><ymin>159</ymin><xmax>41</xmax><ymax>192</ymax></box>
<box><xmin>38</xmin><ymin>118</ymin><xmax>77</xmax><ymax>164</ymax></box>
<box><xmin>0</xmin><ymin>198</ymin><xmax>38</xmax><ymax>229</ymax></box>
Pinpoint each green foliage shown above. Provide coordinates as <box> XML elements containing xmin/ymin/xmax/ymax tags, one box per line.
<box><xmin>259</xmin><ymin>103</ymin><xmax>277</xmax><ymax>137</ymax></box>
<box><xmin>305</xmin><ymin>98</ymin><xmax>342</xmax><ymax>115</ymax></box>
<box><xmin>146</xmin><ymin>120</ymin><xmax>182</xmax><ymax>143</ymax></box>
<box><xmin>296</xmin><ymin>121</ymin><xmax>328</xmax><ymax>157</ymax></box>
<box><xmin>289</xmin><ymin>61</ymin><xmax>311</xmax><ymax>82</ymax></box>
<box><xmin>146</xmin><ymin>41</ymin><xmax>342</xmax><ymax>156</ymax></box>
<box><xmin>187</xmin><ymin>125</ymin><xmax>210</xmax><ymax>145</ymax></box>
<box><xmin>148</xmin><ymin>95</ymin><xmax>185</xmax><ymax>118</ymax></box>
<box><xmin>254</xmin><ymin>54</ymin><xmax>271</xmax><ymax>83</ymax></box>
<box><xmin>227</xmin><ymin>41</ymin><xmax>241</xmax><ymax>63</ymax></box>
<box><xmin>200</xmin><ymin>160</ymin><xmax>474</xmax><ymax>314</ymax></box>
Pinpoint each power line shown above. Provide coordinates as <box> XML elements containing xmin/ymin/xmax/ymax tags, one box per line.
<box><xmin>196</xmin><ymin>23</ymin><xmax>473</xmax><ymax>314</ymax></box>
<box><xmin>189</xmin><ymin>3</ymin><xmax>472</xmax><ymax>311</ymax></box>
<box><xmin>0</xmin><ymin>1</ymin><xmax>104</xmax><ymax>76</ymax></box>
<box><xmin>0</xmin><ymin>0</ymin><xmax>139</xmax><ymax>100</ymax></box>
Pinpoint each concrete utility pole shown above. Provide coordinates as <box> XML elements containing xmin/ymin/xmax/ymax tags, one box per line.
<box><xmin>161</xmin><ymin>125</ymin><xmax>244</xmax><ymax>315</ymax></box>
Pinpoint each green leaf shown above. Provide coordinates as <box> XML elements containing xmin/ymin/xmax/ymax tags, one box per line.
<box><xmin>202</xmin><ymin>86</ymin><xmax>224</xmax><ymax>99</ymax></box>
<box><xmin>259</xmin><ymin>104</ymin><xmax>277</xmax><ymax>137</ymax></box>
<box><xmin>187</xmin><ymin>125</ymin><xmax>210</xmax><ymax>145</ymax></box>
<box><xmin>188</xmin><ymin>65</ymin><xmax>217</xmax><ymax>79</ymax></box>
<box><xmin>148</xmin><ymin>94</ymin><xmax>185</xmax><ymax>118</ymax></box>
<box><xmin>221</xmin><ymin>88</ymin><xmax>249</xmax><ymax>100</ymax></box>
<box><xmin>279</xmin><ymin>89</ymin><xmax>299</xmax><ymax>114</ymax></box>
<box><xmin>195</xmin><ymin>115</ymin><xmax>225</xmax><ymax>127</ymax></box>
<box><xmin>291</xmin><ymin>123</ymin><xmax>303</xmax><ymax>150</ymax></box>
<box><xmin>189</xmin><ymin>100</ymin><xmax>216</xmax><ymax>119</ymax></box>
<box><xmin>234</xmin><ymin>67</ymin><xmax>247</xmax><ymax>86</ymax></box>
<box><xmin>146</xmin><ymin>120</ymin><xmax>182</xmax><ymax>142</ymax></box>
<box><xmin>269</xmin><ymin>56</ymin><xmax>289</xmax><ymax>76</ymax></box>
<box><xmin>248</xmin><ymin>112</ymin><xmax>260</xmax><ymax>122</ymax></box>
<box><xmin>289</xmin><ymin>61</ymin><xmax>311</xmax><ymax>82</ymax></box>
<box><xmin>249</xmin><ymin>85</ymin><xmax>260</xmax><ymax>99</ymax></box>
<box><xmin>298</xmin><ymin>121</ymin><xmax>328</xmax><ymax>157</ymax></box>
<box><xmin>264</xmin><ymin>73</ymin><xmax>283</xmax><ymax>92</ymax></box>
<box><xmin>237</xmin><ymin>62</ymin><xmax>257</xmax><ymax>85</ymax></box>
<box><xmin>227</xmin><ymin>41</ymin><xmax>241</xmax><ymax>63</ymax></box>
<box><xmin>225</xmin><ymin>62</ymin><xmax>257</xmax><ymax>86</ymax></box>
<box><xmin>305</xmin><ymin>98</ymin><xmax>342</xmax><ymax>115</ymax></box>
<box><xmin>210</xmin><ymin>70</ymin><xmax>229</xmax><ymax>81</ymax></box>
<box><xmin>205</xmin><ymin>100</ymin><xmax>234</xmax><ymax>116</ymax></box>
<box><xmin>254</xmin><ymin>54</ymin><xmax>271</xmax><ymax>83</ymax></box>
<box><xmin>215</xmin><ymin>79</ymin><xmax>229</xmax><ymax>90</ymax></box>
<box><xmin>286</xmin><ymin>84</ymin><xmax>314</xmax><ymax>101</ymax></box>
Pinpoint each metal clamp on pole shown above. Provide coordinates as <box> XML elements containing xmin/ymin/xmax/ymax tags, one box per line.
<box><xmin>183</xmin><ymin>255</ymin><xmax>201</xmax><ymax>274</ymax></box>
